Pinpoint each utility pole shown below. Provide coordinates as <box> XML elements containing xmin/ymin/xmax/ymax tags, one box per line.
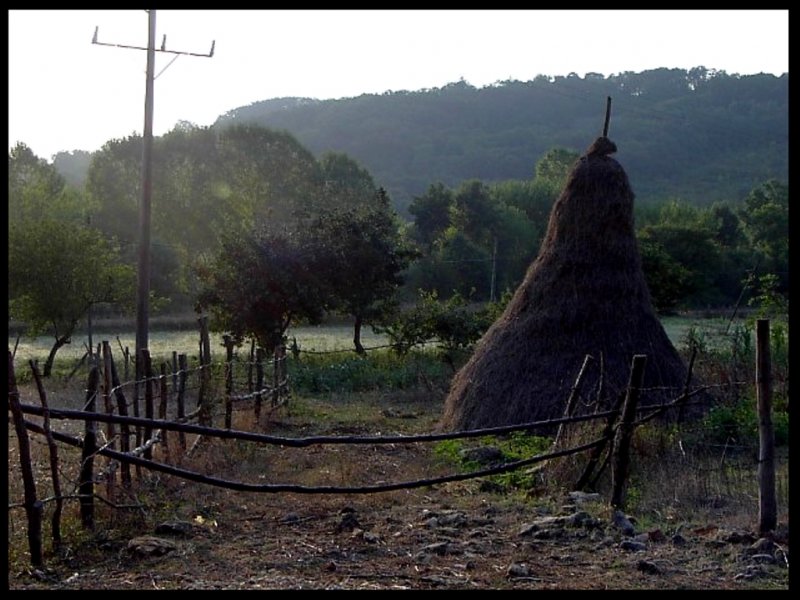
<box><xmin>92</xmin><ymin>11</ymin><xmax>214</xmax><ymax>380</ymax></box>
<box><xmin>137</xmin><ymin>9</ymin><xmax>156</xmax><ymax>378</ymax></box>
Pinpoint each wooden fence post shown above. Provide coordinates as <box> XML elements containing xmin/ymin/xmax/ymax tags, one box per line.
<box><xmin>197</xmin><ymin>316</ymin><xmax>212</xmax><ymax>427</ymax></box>
<box><xmin>159</xmin><ymin>362</ymin><xmax>170</xmax><ymax>463</ymax></box>
<box><xmin>172</xmin><ymin>351</ymin><xmax>179</xmax><ymax>397</ymax></box>
<box><xmin>79</xmin><ymin>365</ymin><xmax>100</xmax><ymax>530</ymax></box>
<box><xmin>610</xmin><ymin>354</ymin><xmax>647</xmax><ymax>509</ymax></box>
<box><xmin>8</xmin><ymin>352</ymin><xmax>43</xmax><ymax>566</ymax></box>
<box><xmin>177</xmin><ymin>353</ymin><xmax>188</xmax><ymax>452</ymax></box>
<box><xmin>131</xmin><ymin>346</ymin><xmax>141</xmax><ymax>479</ymax></box>
<box><xmin>553</xmin><ymin>354</ymin><xmax>593</xmax><ymax>447</ymax></box>
<box><xmin>255</xmin><ymin>348</ymin><xmax>265</xmax><ymax>422</ymax></box>
<box><xmin>123</xmin><ymin>345</ymin><xmax>130</xmax><ymax>381</ymax></box>
<box><xmin>106</xmin><ymin>341</ymin><xmax>132</xmax><ymax>488</ymax></box>
<box><xmin>102</xmin><ymin>341</ymin><xmax>116</xmax><ymax>501</ymax></box>
<box><xmin>272</xmin><ymin>347</ymin><xmax>280</xmax><ymax>408</ymax></box>
<box><xmin>575</xmin><ymin>391</ymin><xmax>626</xmax><ymax>491</ymax></box>
<box><xmin>142</xmin><ymin>349</ymin><xmax>154</xmax><ymax>461</ymax></box>
<box><xmin>223</xmin><ymin>334</ymin><xmax>234</xmax><ymax>429</ymax></box>
<box><xmin>756</xmin><ymin>319</ymin><xmax>777</xmax><ymax>534</ymax></box>
<box><xmin>30</xmin><ymin>360</ymin><xmax>63</xmax><ymax>550</ymax></box>
<box><xmin>279</xmin><ymin>344</ymin><xmax>288</xmax><ymax>406</ymax></box>
<box><xmin>248</xmin><ymin>338</ymin><xmax>256</xmax><ymax>394</ymax></box>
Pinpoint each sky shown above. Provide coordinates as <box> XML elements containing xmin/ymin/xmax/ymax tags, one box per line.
<box><xmin>8</xmin><ymin>9</ymin><xmax>789</xmax><ymax>162</ymax></box>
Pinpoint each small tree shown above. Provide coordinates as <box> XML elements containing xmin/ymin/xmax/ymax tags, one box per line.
<box><xmin>313</xmin><ymin>188</ymin><xmax>417</xmax><ymax>353</ymax></box>
<box><xmin>195</xmin><ymin>226</ymin><xmax>327</xmax><ymax>354</ymax></box>
<box><xmin>8</xmin><ymin>219</ymin><xmax>135</xmax><ymax>376</ymax></box>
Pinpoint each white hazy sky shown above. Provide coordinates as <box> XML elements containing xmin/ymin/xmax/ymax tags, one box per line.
<box><xmin>8</xmin><ymin>9</ymin><xmax>789</xmax><ymax>161</ymax></box>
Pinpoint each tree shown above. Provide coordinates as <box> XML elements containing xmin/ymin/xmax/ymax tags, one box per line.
<box><xmin>9</xmin><ymin>142</ymin><xmax>86</xmax><ymax>224</ymax></box>
<box><xmin>318</xmin><ymin>151</ymin><xmax>378</xmax><ymax>211</ymax></box>
<box><xmin>533</xmin><ymin>147</ymin><xmax>580</xmax><ymax>189</ymax></box>
<box><xmin>52</xmin><ymin>149</ymin><xmax>93</xmax><ymax>189</ymax></box>
<box><xmin>738</xmin><ymin>179</ymin><xmax>789</xmax><ymax>294</ymax></box>
<box><xmin>408</xmin><ymin>182</ymin><xmax>453</xmax><ymax>251</ymax></box>
<box><xmin>637</xmin><ymin>234</ymin><xmax>694</xmax><ymax>313</ymax></box>
<box><xmin>313</xmin><ymin>189</ymin><xmax>417</xmax><ymax>353</ymax></box>
<box><xmin>637</xmin><ymin>221</ymin><xmax>724</xmax><ymax>308</ymax></box>
<box><xmin>451</xmin><ymin>179</ymin><xmax>501</xmax><ymax>247</ymax></box>
<box><xmin>195</xmin><ymin>226</ymin><xmax>328</xmax><ymax>354</ymax></box>
<box><xmin>8</xmin><ymin>219</ymin><xmax>136</xmax><ymax>376</ymax></box>
<box><xmin>376</xmin><ymin>290</ymin><xmax>497</xmax><ymax>367</ymax></box>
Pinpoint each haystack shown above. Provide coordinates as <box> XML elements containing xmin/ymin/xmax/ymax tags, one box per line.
<box><xmin>440</xmin><ymin>136</ymin><xmax>690</xmax><ymax>431</ymax></box>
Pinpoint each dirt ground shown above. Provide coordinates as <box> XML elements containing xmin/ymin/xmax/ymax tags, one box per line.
<box><xmin>7</xmin><ymin>391</ymin><xmax>791</xmax><ymax>591</ymax></box>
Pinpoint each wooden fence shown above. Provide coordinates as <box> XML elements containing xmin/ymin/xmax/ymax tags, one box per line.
<box><xmin>7</xmin><ymin>320</ymin><xmax>779</xmax><ymax>569</ymax></box>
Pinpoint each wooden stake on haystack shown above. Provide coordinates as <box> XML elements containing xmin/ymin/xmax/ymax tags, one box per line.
<box><xmin>603</xmin><ymin>96</ymin><xmax>612</xmax><ymax>137</ymax></box>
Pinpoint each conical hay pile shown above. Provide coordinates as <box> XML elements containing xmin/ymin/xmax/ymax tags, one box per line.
<box><xmin>440</xmin><ymin>138</ymin><xmax>690</xmax><ymax>431</ymax></box>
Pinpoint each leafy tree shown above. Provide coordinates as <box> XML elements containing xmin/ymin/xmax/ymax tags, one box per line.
<box><xmin>195</xmin><ymin>226</ymin><xmax>327</xmax><ymax>354</ymax></box>
<box><xmin>52</xmin><ymin>149</ymin><xmax>93</xmax><ymax>189</ymax></box>
<box><xmin>84</xmin><ymin>135</ymin><xmax>143</xmax><ymax>246</ymax></box>
<box><xmin>534</xmin><ymin>147</ymin><xmax>580</xmax><ymax>189</ymax></box>
<box><xmin>376</xmin><ymin>289</ymin><xmax>501</xmax><ymax>368</ymax></box>
<box><xmin>490</xmin><ymin>179</ymin><xmax>555</xmax><ymax>230</ymax></box>
<box><xmin>214</xmin><ymin>124</ymin><xmax>324</xmax><ymax>226</ymax></box>
<box><xmin>705</xmin><ymin>201</ymin><xmax>745</xmax><ymax>247</ymax></box>
<box><xmin>408</xmin><ymin>182</ymin><xmax>453</xmax><ymax>251</ymax></box>
<box><xmin>85</xmin><ymin>124</ymin><xmax>328</xmax><ymax>312</ymax></box>
<box><xmin>738</xmin><ymin>179</ymin><xmax>789</xmax><ymax>294</ymax></box>
<box><xmin>451</xmin><ymin>179</ymin><xmax>502</xmax><ymax>247</ymax></box>
<box><xmin>8</xmin><ymin>219</ymin><xmax>135</xmax><ymax>376</ymax></box>
<box><xmin>637</xmin><ymin>233</ymin><xmax>694</xmax><ymax>313</ymax></box>
<box><xmin>313</xmin><ymin>188</ymin><xmax>417</xmax><ymax>353</ymax></box>
<box><xmin>435</xmin><ymin>227</ymin><xmax>493</xmax><ymax>300</ymax></box>
<box><xmin>9</xmin><ymin>142</ymin><xmax>87</xmax><ymax>224</ymax></box>
<box><xmin>318</xmin><ymin>151</ymin><xmax>378</xmax><ymax>211</ymax></box>
<box><xmin>638</xmin><ymin>220</ymin><xmax>724</xmax><ymax>308</ymax></box>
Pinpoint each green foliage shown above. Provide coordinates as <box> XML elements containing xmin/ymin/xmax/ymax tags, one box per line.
<box><xmin>408</xmin><ymin>182</ymin><xmax>454</xmax><ymax>251</ymax></box>
<box><xmin>739</xmin><ymin>180</ymin><xmax>789</xmax><ymax>274</ymax></box>
<box><xmin>637</xmin><ymin>233</ymin><xmax>694</xmax><ymax>313</ymax></box>
<box><xmin>195</xmin><ymin>226</ymin><xmax>328</xmax><ymax>353</ymax></box>
<box><xmin>8</xmin><ymin>218</ymin><xmax>136</xmax><ymax>375</ymax></box>
<box><xmin>376</xmin><ymin>290</ymin><xmax>502</xmax><ymax>360</ymax></box>
<box><xmin>288</xmin><ymin>348</ymin><xmax>448</xmax><ymax>394</ymax></box>
<box><xmin>8</xmin><ymin>142</ymin><xmax>88</xmax><ymax>224</ymax></box>
<box><xmin>744</xmin><ymin>273</ymin><xmax>789</xmax><ymax>369</ymax></box>
<box><xmin>534</xmin><ymin>147</ymin><xmax>580</xmax><ymax>188</ymax></box>
<box><xmin>433</xmin><ymin>431</ymin><xmax>551</xmax><ymax>493</ymax></box>
<box><xmin>318</xmin><ymin>151</ymin><xmax>378</xmax><ymax>212</ymax></box>
<box><xmin>215</xmin><ymin>68</ymin><xmax>787</xmax><ymax>212</ymax></box>
<box><xmin>747</xmin><ymin>273</ymin><xmax>789</xmax><ymax>321</ymax></box>
<box><xmin>699</xmin><ymin>395</ymin><xmax>789</xmax><ymax>448</ymax></box>
<box><xmin>312</xmin><ymin>188</ymin><xmax>418</xmax><ymax>353</ymax></box>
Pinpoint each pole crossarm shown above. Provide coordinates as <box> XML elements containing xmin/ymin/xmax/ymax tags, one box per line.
<box><xmin>92</xmin><ymin>26</ymin><xmax>214</xmax><ymax>57</ymax></box>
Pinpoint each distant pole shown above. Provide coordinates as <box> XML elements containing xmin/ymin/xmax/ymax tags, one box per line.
<box><xmin>603</xmin><ymin>96</ymin><xmax>612</xmax><ymax>137</ymax></box>
<box><xmin>135</xmin><ymin>9</ymin><xmax>157</xmax><ymax>376</ymax></box>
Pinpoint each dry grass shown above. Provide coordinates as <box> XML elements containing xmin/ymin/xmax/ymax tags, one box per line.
<box><xmin>8</xmin><ymin>360</ymin><xmax>789</xmax><ymax>590</ymax></box>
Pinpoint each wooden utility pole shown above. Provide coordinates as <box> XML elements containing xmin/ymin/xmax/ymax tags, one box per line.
<box><xmin>136</xmin><ymin>9</ymin><xmax>156</xmax><ymax>382</ymax></box>
<box><xmin>92</xmin><ymin>11</ymin><xmax>214</xmax><ymax>383</ymax></box>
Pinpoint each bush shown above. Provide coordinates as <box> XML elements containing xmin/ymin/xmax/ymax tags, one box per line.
<box><xmin>288</xmin><ymin>348</ymin><xmax>449</xmax><ymax>394</ymax></box>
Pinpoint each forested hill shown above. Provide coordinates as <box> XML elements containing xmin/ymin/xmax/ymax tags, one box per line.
<box><xmin>214</xmin><ymin>67</ymin><xmax>788</xmax><ymax>215</ymax></box>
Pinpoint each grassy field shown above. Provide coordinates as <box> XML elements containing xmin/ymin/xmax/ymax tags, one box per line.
<box><xmin>9</xmin><ymin>314</ymin><xmax>749</xmax><ymax>366</ymax></box>
<box><xmin>8</xmin><ymin>324</ymin><xmax>390</xmax><ymax>364</ymax></box>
